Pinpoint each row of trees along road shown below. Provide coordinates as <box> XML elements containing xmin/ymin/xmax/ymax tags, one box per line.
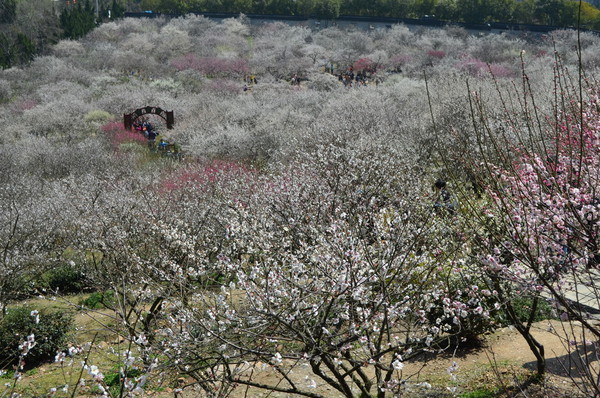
<box><xmin>132</xmin><ymin>0</ymin><xmax>600</xmax><ymax>29</ymax></box>
<box><xmin>2</xmin><ymin>0</ymin><xmax>600</xmax><ymax>70</ymax></box>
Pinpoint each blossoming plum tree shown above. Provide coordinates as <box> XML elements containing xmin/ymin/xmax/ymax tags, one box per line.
<box><xmin>148</xmin><ymin>140</ymin><xmax>500</xmax><ymax>397</ymax></box>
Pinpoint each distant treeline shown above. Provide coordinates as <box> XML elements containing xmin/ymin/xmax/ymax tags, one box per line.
<box><xmin>125</xmin><ymin>11</ymin><xmax>597</xmax><ymax>34</ymax></box>
<box><xmin>1</xmin><ymin>0</ymin><xmax>599</xmax><ymax>70</ymax></box>
<box><xmin>132</xmin><ymin>0</ymin><xmax>600</xmax><ymax>29</ymax></box>
<box><xmin>0</xmin><ymin>0</ymin><xmax>124</xmax><ymax>69</ymax></box>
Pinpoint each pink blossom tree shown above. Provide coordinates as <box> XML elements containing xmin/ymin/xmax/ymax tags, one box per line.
<box><xmin>459</xmin><ymin>59</ymin><xmax>600</xmax><ymax>393</ymax></box>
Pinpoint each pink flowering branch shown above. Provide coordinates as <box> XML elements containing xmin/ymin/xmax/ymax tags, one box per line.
<box><xmin>456</xmin><ymin>56</ymin><xmax>600</xmax><ymax>385</ymax></box>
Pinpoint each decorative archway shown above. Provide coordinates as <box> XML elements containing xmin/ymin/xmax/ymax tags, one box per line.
<box><xmin>124</xmin><ymin>106</ymin><xmax>174</xmax><ymax>130</ymax></box>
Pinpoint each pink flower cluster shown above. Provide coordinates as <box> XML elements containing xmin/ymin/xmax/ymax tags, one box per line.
<box><xmin>101</xmin><ymin>121</ymin><xmax>146</xmax><ymax>150</ymax></box>
<box><xmin>456</xmin><ymin>57</ymin><xmax>513</xmax><ymax>78</ymax></box>
<box><xmin>427</xmin><ymin>50</ymin><xmax>446</xmax><ymax>59</ymax></box>
<box><xmin>159</xmin><ymin>159</ymin><xmax>256</xmax><ymax>193</ymax></box>
<box><xmin>353</xmin><ymin>57</ymin><xmax>376</xmax><ymax>73</ymax></box>
<box><xmin>485</xmin><ymin>89</ymin><xmax>600</xmax><ymax>290</ymax></box>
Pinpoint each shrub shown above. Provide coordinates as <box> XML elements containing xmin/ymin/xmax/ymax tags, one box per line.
<box><xmin>388</xmin><ymin>54</ymin><xmax>412</xmax><ymax>71</ymax></box>
<box><xmin>84</xmin><ymin>110</ymin><xmax>113</xmax><ymax>124</ymax></box>
<box><xmin>306</xmin><ymin>72</ymin><xmax>339</xmax><ymax>91</ymax></box>
<box><xmin>0</xmin><ymin>306</ymin><xmax>73</xmax><ymax>369</ymax></box>
<box><xmin>455</xmin><ymin>57</ymin><xmax>513</xmax><ymax>78</ymax></box>
<box><xmin>353</xmin><ymin>57</ymin><xmax>375</xmax><ymax>72</ymax></box>
<box><xmin>0</xmin><ymin>79</ymin><xmax>11</xmax><ymax>103</ymax></box>
<box><xmin>41</xmin><ymin>263</ymin><xmax>91</xmax><ymax>294</ymax></box>
<box><xmin>158</xmin><ymin>159</ymin><xmax>257</xmax><ymax>193</ymax></box>
<box><xmin>498</xmin><ymin>296</ymin><xmax>557</xmax><ymax>325</ymax></box>
<box><xmin>149</xmin><ymin>78</ymin><xmax>182</xmax><ymax>92</ymax></box>
<box><xmin>101</xmin><ymin>121</ymin><xmax>147</xmax><ymax>150</ymax></box>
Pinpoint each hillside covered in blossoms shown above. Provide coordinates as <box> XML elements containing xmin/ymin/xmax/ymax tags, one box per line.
<box><xmin>0</xmin><ymin>14</ymin><xmax>599</xmax><ymax>398</ymax></box>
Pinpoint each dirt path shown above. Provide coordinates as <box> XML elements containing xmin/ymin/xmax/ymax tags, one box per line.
<box><xmin>173</xmin><ymin>320</ymin><xmax>598</xmax><ymax>397</ymax></box>
<box><xmin>17</xmin><ymin>317</ymin><xmax>598</xmax><ymax>397</ymax></box>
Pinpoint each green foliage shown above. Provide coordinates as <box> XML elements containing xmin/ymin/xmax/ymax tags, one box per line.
<box><xmin>15</xmin><ymin>34</ymin><xmax>36</xmax><ymax>64</ymax></box>
<box><xmin>499</xmin><ymin>295</ymin><xmax>557</xmax><ymax>325</ymax></box>
<box><xmin>0</xmin><ymin>307</ymin><xmax>73</xmax><ymax>369</ymax></box>
<box><xmin>110</xmin><ymin>0</ymin><xmax>126</xmax><ymax>18</ymax></box>
<box><xmin>0</xmin><ymin>0</ymin><xmax>125</xmax><ymax>68</ymax></box>
<box><xmin>579</xmin><ymin>1</ymin><xmax>600</xmax><ymax>29</ymax></box>
<box><xmin>104</xmin><ymin>365</ymin><xmax>143</xmax><ymax>396</ymax></box>
<box><xmin>0</xmin><ymin>32</ymin><xmax>36</xmax><ymax>69</ymax></box>
<box><xmin>105</xmin><ymin>367</ymin><xmax>142</xmax><ymax>386</ymax></box>
<box><xmin>461</xmin><ymin>388</ymin><xmax>497</xmax><ymax>398</ymax></box>
<box><xmin>104</xmin><ymin>371</ymin><xmax>120</xmax><ymax>386</ymax></box>
<box><xmin>0</xmin><ymin>34</ymin><xmax>9</xmax><ymax>69</ymax></box>
<box><xmin>457</xmin><ymin>0</ymin><xmax>488</xmax><ymax>23</ymax></box>
<box><xmin>127</xmin><ymin>0</ymin><xmax>600</xmax><ymax>28</ymax></box>
<box><xmin>80</xmin><ymin>290</ymin><xmax>115</xmax><ymax>309</ymax></box>
<box><xmin>0</xmin><ymin>0</ymin><xmax>17</xmax><ymax>23</ymax></box>
<box><xmin>314</xmin><ymin>0</ymin><xmax>341</xmax><ymax>19</ymax></box>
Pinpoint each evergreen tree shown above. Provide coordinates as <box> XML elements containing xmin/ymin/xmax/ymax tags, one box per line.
<box><xmin>414</xmin><ymin>0</ymin><xmax>436</xmax><ymax>16</ymax></box>
<box><xmin>457</xmin><ymin>0</ymin><xmax>486</xmax><ymax>22</ymax></box>
<box><xmin>0</xmin><ymin>32</ymin><xmax>35</xmax><ymax>69</ymax></box>
<box><xmin>534</xmin><ymin>0</ymin><xmax>572</xmax><ymax>25</ymax></box>
<box><xmin>435</xmin><ymin>0</ymin><xmax>459</xmax><ymax>20</ymax></box>
<box><xmin>295</xmin><ymin>0</ymin><xmax>316</xmax><ymax>16</ymax></box>
<box><xmin>111</xmin><ymin>0</ymin><xmax>126</xmax><ymax>18</ymax></box>
<box><xmin>0</xmin><ymin>0</ymin><xmax>17</xmax><ymax>23</ymax></box>
<box><xmin>314</xmin><ymin>0</ymin><xmax>341</xmax><ymax>19</ymax></box>
<box><xmin>15</xmin><ymin>33</ymin><xmax>36</xmax><ymax>64</ymax></box>
<box><xmin>252</xmin><ymin>0</ymin><xmax>269</xmax><ymax>14</ymax></box>
<box><xmin>60</xmin><ymin>1</ymin><xmax>97</xmax><ymax>39</ymax></box>
<box><xmin>514</xmin><ymin>0</ymin><xmax>536</xmax><ymax>22</ymax></box>
<box><xmin>0</xmin><ymin>33</ymin><xmax>11</xmax><ymax>69</ymax></box>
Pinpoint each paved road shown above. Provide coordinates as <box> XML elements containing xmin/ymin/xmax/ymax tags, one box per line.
<box><xmin>559</xmin><ymin>269</ymin><xmax>600</xmax><ymax>322</ymax></box>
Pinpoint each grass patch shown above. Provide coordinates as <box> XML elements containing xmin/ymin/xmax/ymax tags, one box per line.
<box><xmin>80</xmin><ymin>290</ymin><xmax>115</xmax><ymax>310</ymax></box>
<box><xmin>461</xmin><ymin>389</ymin><xmax>497</xmax><ymax>398</ymax></box>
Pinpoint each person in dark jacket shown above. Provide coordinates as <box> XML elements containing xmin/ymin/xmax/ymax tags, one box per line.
<box><xmin>433</xmin><ymin>179</ymin><xmax>456</xmax><ymax>215</ymax></box>
<box><xmin>147</xmin><ymin>129</ymin><xmax>157</xmax><ymax>149</ymax></box>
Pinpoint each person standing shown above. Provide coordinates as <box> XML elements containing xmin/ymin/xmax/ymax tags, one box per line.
<box><xmin>147</xmin><ymin>129</ymin><xmax>157</xmax><ymax>150</ymax></box>
<box><xmin>433</xmin><ymin>179</ymin><xmax>456</xmax><ymax>215</ymax></box>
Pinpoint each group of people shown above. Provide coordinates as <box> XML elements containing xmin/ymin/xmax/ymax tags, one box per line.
<box><xmin>243</xmin><ymin>74</ymin><xmax>258</xmax><ymax>92</ymax></box>
<box><xmin>132</xmin><ymin>119</ymin><xmax>182</xmax><ymax>159</ymax></box>
<box><xmin>290</xmin><ymin>74</ymin><xmax>303</xmax><ymax>86</ymax></box>
<box><xmin>244</xmin><ymin>74</ymin><xmax>258</xmax><ymax>85</ymax></box>
<box><xmin>239</xmin><ymin>67</ymin><xmax>383</xmax><ymax>91</ymax></box>
<box><xmin>133</xmin><ymin>120</ymin><xmax>158</xmax><ymax>146</ymax></box>
<box><xmin>337</xmin><ymin>68</ymin><xmax>375</xmax><ymax>88</ymax></box>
